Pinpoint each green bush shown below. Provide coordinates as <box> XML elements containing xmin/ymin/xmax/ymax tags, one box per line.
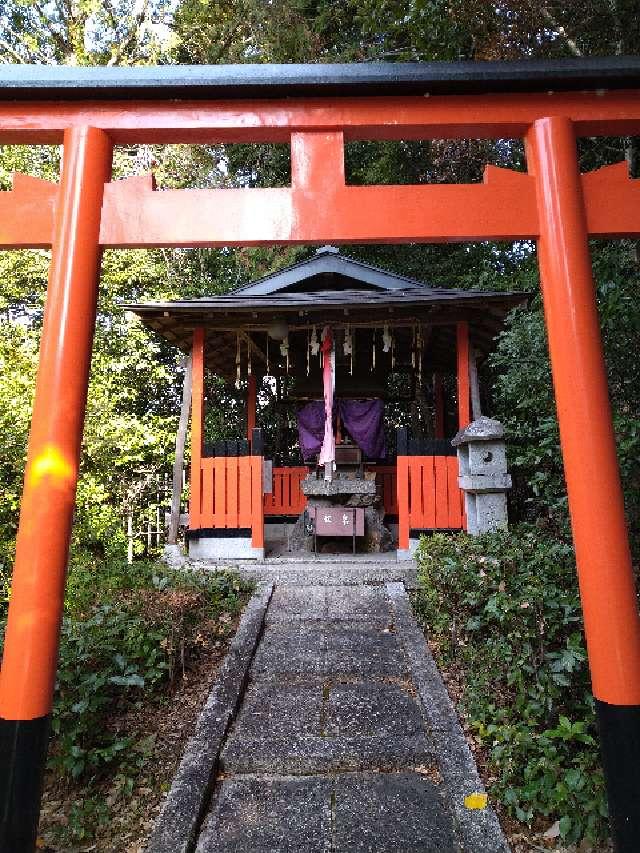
<box><xmin>413</xmin><ymin>526</ymin><xmax>608</xmax><ymax>844</ymax></box>
<box><xmin>0</xmin><ymin>555</ymin><xmax>254</xmax><ymax>846</ymax></box>
<box><xmin>51</xmin><ymin>601</ymin><xmax>170</xmax><ymax>779</ymax></box>
<box><xmin>1</xmin><ymin>555</ymin><xmax>251</xmax><ymax>797</ymax></box>
<box><xmin>46</xmin><ymin>558</ymin><xmax>251</xmax><ymax>782</ymax></box>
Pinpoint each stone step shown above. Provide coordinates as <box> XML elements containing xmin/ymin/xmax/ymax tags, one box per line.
<box><xmin>266</xmin><ymin>584</ymin><xmax>394</xmax><ymax>623</ymax></box>
<box><xmin>192</xmin><ymin>548</ymin><xmax>418</xmax><ymax>587</ymax></box>
<box><xmin>221</xmin><ymin>677</ymin><xmax>433</xmax><ymax>774</ymax></box>
<box><xmin>249</xmin><ymin>621</ymin><xmax>411</xmax><ymax>680</ymax></box>
<box><xmin>221</xmin><ymin>733</ymin><xmax>433</xmax><ymax>775</ymax></box>
<box><xmin>195</xmin><ymin>773</ymin><xmax>455</xmax><ymax>853</ymax></box>
<box><xmin>199</xmin><ymin>562</ymin><xmax>418</xmax><ymax>588</ymax></box>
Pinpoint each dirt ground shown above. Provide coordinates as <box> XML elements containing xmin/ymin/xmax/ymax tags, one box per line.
<box><xmin>38</xmin><ymin>611</ymin><xmax>241</xmax><ymax>853</ymax></box>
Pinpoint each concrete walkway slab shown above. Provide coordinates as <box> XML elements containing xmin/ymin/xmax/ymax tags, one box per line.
<box><xmin>221</xmin><ymin>675</ymin><xmax>433</xmax><ymax>774</ymax></box>
<box><xmin>195</xmin><ymin>772</ymin><xmax>454</xmax><ymax>853</ymax></box>
<box><xmin>267</xmin><ymin>585</ymin><xmax>393</xmax><ymax>623</ymax></box>
<box><xmin>326</xmin><ymin>681</ymin><xmax>423</xmax><ymax>737</ymax></box>
<box><xmin>196</xmin><ymin>776</ymin><xmax>332</xmax><ymax>853</ymax></box>
<box><xmin>334</xmin><ymin>773</ymin><xmax>454</xmax><ymax>852</ymax></box>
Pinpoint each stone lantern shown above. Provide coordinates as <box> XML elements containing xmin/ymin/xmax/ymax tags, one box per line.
<box><xmin>452</xmin><ymin>416</ymin><xmax>512</xmax><ymax>535</ymax></box>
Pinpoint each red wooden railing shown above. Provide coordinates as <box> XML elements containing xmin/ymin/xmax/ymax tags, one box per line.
<box><xmin>191</xmin><ymin>456</ymin><xmax>264</xmax><ymax>548</ymax></box>
<box><xmin>397</xmin><ymin>455</ymin><xmax>465</xmax><ymax>548</ymax></box>
<box><xmin>370</xmin><ymin>465</ymin><xmax>398</xmax><ymax>515</ymax></box>
<box><xmin>262</xmin><ymin>464</ymin><xmax>399</xmax><ymax>517</ymax></box>
<box><xmin>264</xmin><ymin>467</ymin><xmax>308</xmax><ymax>515</ymax></box>
<box><xmin>192</xmin><ymin>456</ymin><xmax>460</xmax><ymax>554</ymax></box>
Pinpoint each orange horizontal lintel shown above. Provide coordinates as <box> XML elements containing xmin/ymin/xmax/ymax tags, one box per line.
<box><xmin>99</xmin><ymin>165</ymin><xmax>539</xmax><ymax>247</ymax></box>
<box><xmin>0</xmin><ymin>173</ymin><xmax>58</xmax><ymax>248</ymax></box>
<box><xmin>1</xmin><ymin>91</ymin><xmax>640</xmax><ymax>144</ymax></box>
<box><xmin>582</xmin><ymin>161</ymin><xmax>640</xmax><ymax>237</ymax></box>
<box><xmin>5</xmin><ymin>159</ymin><xmax>640</xmax><ymax>251</ymax></box>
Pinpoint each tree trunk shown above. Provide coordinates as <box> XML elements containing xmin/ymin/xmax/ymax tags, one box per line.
<box><xmin>470</xmin><ymin>348</ymin><xmax>482</xmax><ymax>420</ymax></box>
<box><xmin>168</xmin><ymin>355</ymin><xmax>193</xmax><ymax>545</ymax></box>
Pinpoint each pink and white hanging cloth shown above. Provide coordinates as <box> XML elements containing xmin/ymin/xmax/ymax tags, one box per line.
<box><xmin>318</xmin><ymin>326</ymin><xmax>335</xmax><ymax>480</ymax></box>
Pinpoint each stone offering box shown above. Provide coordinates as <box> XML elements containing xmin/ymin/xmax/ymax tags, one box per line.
<box><xmin>307</xmin><ymin>505</ymin><xmax>365</xmax><ymax>554</ymax></box>
<box><xmin>289</xmin><ymin>473</ymin><xmax>391</xmax><ymax>553</ymax></box>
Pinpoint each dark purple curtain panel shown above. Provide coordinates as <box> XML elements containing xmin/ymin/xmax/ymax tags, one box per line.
<box><xmin>297</xmin><ymin>398</ymin><xmax>386</xmax><ymax>461</ymax></box>
<box><xmin>297</xmin><ymin>400</ymin><xmax>326</xmax><ymax>460</ymax></box>
<box><xmin>340</xmin><ymin>399</ymin><xmax>386</xmax><ymax>460</ymax></box>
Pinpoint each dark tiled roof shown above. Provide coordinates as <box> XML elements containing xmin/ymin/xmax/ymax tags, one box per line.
<box><xmin>122</xmin><ymin>248</ymin><xmax>529</xmax><ymax>377</ymax></box>
<box><xmin>124</xmin><ymin>286</ymin><xmax>522</xmax><ymax>314</ymax></box>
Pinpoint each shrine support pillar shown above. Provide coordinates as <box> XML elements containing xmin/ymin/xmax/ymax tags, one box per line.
<box><xmin>528</xmin><ymin>115</ymin><xmax>640</xmax><ymax>852</ymax></box>
<box><xmin>247</xmin><ymin>373</ymin><xmax>257</xmax><ymax>444</ymax></box>
<box><xmin>456</xmin><ymin>321</ymin><xmax>471</xmax><ymax>429</ymax></box>
<box><xmin>0</xmin><ymin>127</ymin><xmax>112</xmax><ymax>851</ymax></box>
<box><xmin>189</xmin><ymin>328</ymin><xmax>205</xmax><ymax>531</ymax></box>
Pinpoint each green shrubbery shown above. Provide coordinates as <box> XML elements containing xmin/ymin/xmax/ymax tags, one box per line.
<box><xmin>0</xmin><ymin>555</ymin><xmax>252</xmax><ymax>844</ymax></box>
<box><xmin>414</xmin><ymin>526</ymin><xmax>608</xmax><ymax>844</ymax></box>
<box><xmin>490</xmin><ymin>248</ymin><xmax>640</xmax><ymax>557</ymax></box>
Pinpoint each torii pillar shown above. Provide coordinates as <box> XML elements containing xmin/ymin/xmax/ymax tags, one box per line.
<box><xmin>0</xmin><ymin>127</ymin><xmax>112</xmax><ymax>851</ymax></box>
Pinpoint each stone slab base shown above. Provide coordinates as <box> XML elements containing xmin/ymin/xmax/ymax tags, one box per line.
<box><xmin>397</xmin><ymin>538</ymin><xmax>419</xmax><ymax>561</ymax></box>
<box><xmin>264</xmin><ymin>521</ymin><xmax>294</xmax><ymax>543</ymax></box>
<box><xmin>188</xmin><ymin>537</ymin><xmax>264</xmax><ymax>560</ymax></box>
<box><xmin>198</xmin><ymin>561</ymin><xmax>418</xmax><ymax>589</ymax></box>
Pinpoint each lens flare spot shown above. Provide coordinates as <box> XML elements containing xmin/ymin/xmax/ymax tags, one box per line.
<box><xmin>27</xmin><ymin>444</ymin><xmax>75</xmax><ymax>488</ymax></box>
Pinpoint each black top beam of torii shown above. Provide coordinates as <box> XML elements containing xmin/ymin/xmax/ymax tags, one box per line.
<box><xmin>0</xmin><ymin>56</ymin><xmax>639</xmax><ymax>100</ymax></box>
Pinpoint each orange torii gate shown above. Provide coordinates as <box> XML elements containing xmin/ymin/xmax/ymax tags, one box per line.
<box><xmin>0</xmin><ymin>60</ymin><xmax>640</xmax><ymax>851</ymax></box>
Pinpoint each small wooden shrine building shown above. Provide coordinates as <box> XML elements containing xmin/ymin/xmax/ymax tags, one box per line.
<box><xmin>126</xmin><ymin>246</ymin><xmax>525</xmax><ymax>559</ymax></box>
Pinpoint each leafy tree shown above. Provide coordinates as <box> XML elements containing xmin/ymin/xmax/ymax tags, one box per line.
<box><xmin>0</xmin><ymin>0</ymin><xmax>173</xmax><ymax>65</ymax></box>
<box><xmin>1</xmin><ymin>0</ymin><xmax>639</xmax><ymax>562</ymax></box>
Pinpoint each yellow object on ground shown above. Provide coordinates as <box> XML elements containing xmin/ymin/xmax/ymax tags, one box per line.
<box><xmin>464</xmin><ymin>792</ymin><xmax>488</xmax><ymax>810</ymax></box>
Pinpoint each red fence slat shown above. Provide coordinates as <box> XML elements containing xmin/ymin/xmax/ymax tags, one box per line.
<box><xmin>423</xmin><ymin>457</ymin><xmax>437</xmax><ymax>529</ymax></box>
<box><xmin>264</xmin><ymin>467</ymin><xmax>308</xmax><ymax>515</ymax></box>
<box><xmin>434</xmin><ymin>456</ymin><xmax>449</xmax><ymax>528</ymax></box>
<box><xmin>400</xmin><ymin>455</ymin><xmax>464</xmax><ymax>533</ymax></box>
<box><xmin>238</xmin><ymin>455</ymin><xmax>252</xmax><ymax>528</ymax></box>
<box><xmin>192</xmin><ymin>457</ymin><xmax>464</xmax><ymax>533</ymax></box>
<box><xmin>227</xmin><ymin>456</ymin><xmax>239</xmax><ymax>527</ymax></box>
<box><xmin>200</xmin><ymin>458</ymin><xmax>214</xmax><ymax>527</ymax></box>
<box><xmin>213</xmin><ymin>457</ymin><xmax>226</xmax><ymax>527</ymax></box>
<box><xmin>447</xmin><ymin>456</ymin><xmax>463</xmax><ymax>528</ymax></box>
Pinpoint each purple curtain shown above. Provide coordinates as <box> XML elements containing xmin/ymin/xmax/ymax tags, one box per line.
<box><xmin>339</xmin><ymin>399</ymin><xmax>386</xmax><ymax>460</ymax></box>
<box><xmin>297</xmin><ymin>398</ymin><xmax>386</xmax><ymax>462</ymax></box>
<box><xmin>297</xmin><ymin>400</ymin><xmax>325</xmax><ymax>461</ymax></box>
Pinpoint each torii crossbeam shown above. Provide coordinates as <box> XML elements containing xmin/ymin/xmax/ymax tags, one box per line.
<box><xmin>1</xmin><ymin>59</ymin><xmax>640</xmax><ymax>852</ymax></box>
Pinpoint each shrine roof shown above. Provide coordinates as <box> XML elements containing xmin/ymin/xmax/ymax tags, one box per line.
<box><xmin>1</xmin><ymin>58</ymin><xmax>639</xmax><ymax>101</ymax></box>
<box><xmin>123</xmin><ymin>247</ymin><xmax>528</xmax><ymax>377</ymax></box>
<box><xmin>124</xmin><ymin>285</ymin><xmax>523</xmax><ymax>314</ymax></box>
<box><xmin>123</xmin><ymin>245</ymin><xmax>527</xmax><ymax>319</ymax></box>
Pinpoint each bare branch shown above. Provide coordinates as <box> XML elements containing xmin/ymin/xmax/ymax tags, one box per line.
<box><xmin>107</xmin><ymin>0</ymin><xmax>149</xmax><ymax>66</ymax></box>
<box><xmin>0</xmin><ymin>36</ymin><xmax>30</xmax><ymax>64</ymax></box>
<box><xmin>0</xmin><ymin>27</ymin><xmax>52</xmax><ymax>64</ymax></box>
<box><xmin>538</xmin><ymin>5</ymin><xmax>583</xmax><ymax>56</ymax></box>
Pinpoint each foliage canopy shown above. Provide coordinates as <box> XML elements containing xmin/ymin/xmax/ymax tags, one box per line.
<box><xmin>0</xmin><ymin>3</ymin><xmax>639</xmax><ymax>845</ymax></box>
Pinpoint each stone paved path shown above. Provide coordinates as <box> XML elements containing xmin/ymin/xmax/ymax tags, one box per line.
<box><xmin>149</xmin><ymin>565</ymin><xmax>508</xmax><ymax>853</ymax></box>
<box><xmin>194</xmin><ymin>584</ymin><xmax>456</xmax><ymax>853</ymax></box>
